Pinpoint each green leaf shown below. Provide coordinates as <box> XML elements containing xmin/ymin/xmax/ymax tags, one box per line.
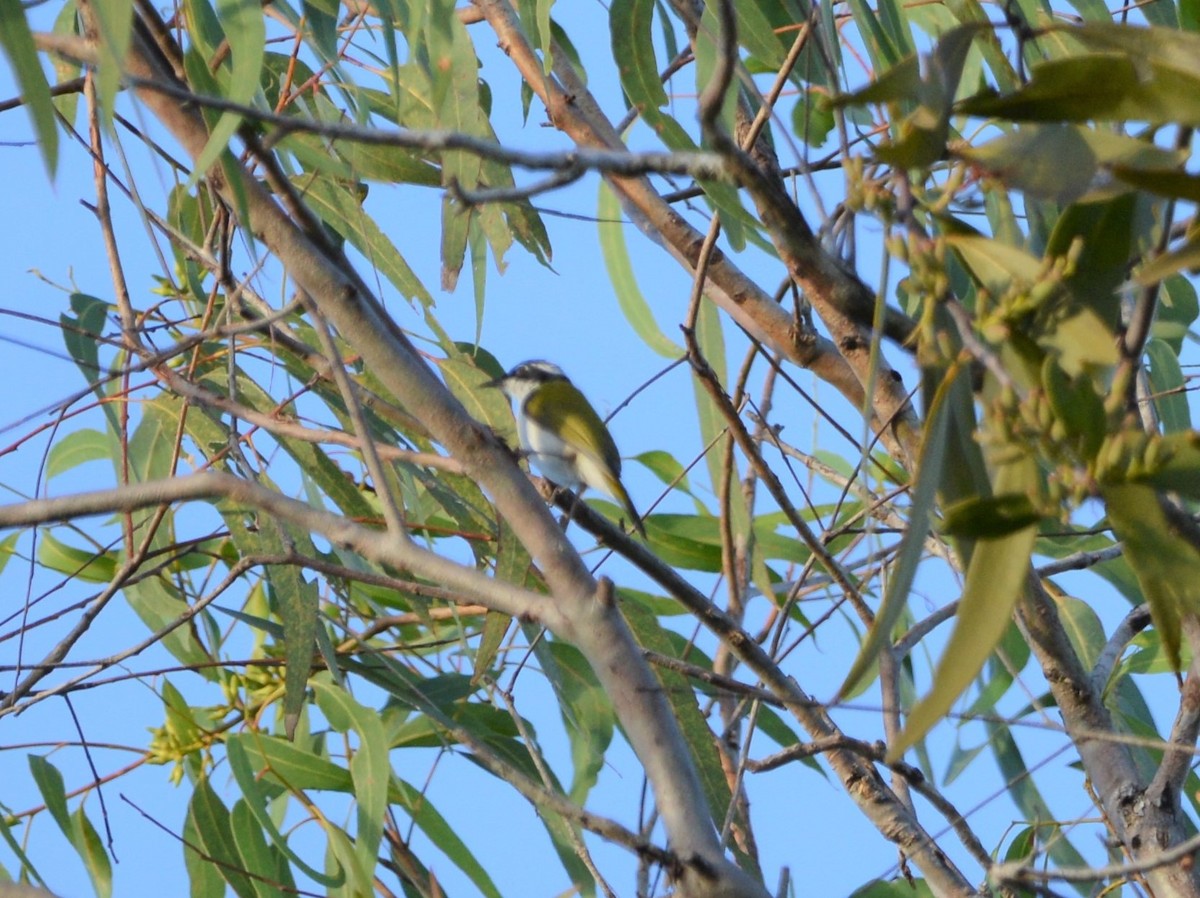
<box><xmin>273</xmin><ymin>556</ymin><xmax>317</xmax><ymax>740</ymax></box>
<box><xmin>694</xmin><ymin>3</ymin><xmax>739</xmax><ymax>132</ymax></box>
<box><xmin>61</xmin><ymin>293</ymin><xmax>111</xmax><ymax>395</ymax></box>
<box><xmin>300</xmin><ymin>177</ymin><xmax>432</xmax><ymax>306</ymax></box>
<box><xmin>892</xmin><ymin>459</ymin><xmax>1039</xmax><ymax>760</ymax></box>
<box><xmin>1138</xmin><ymin>232</ymin><xmax>1200</xmax><ymax>284</ymax></box>
<box><xmin>634</xmin><ymin>449</ymin><xmax>708</xmax><ymax>512</ymax></box>
<box><xmin>1038</xmin><ymin>306</ymin><xmax>1120</xmax><ymax>375</ymax></box>
<box><xmin>238</xmin><ymin>734</ymin><xmax>353</xmax><ymax>792</ymax></box>
<box><xmin>71</xmin><ymin>806</ymin><xmax>112</xmax><ymax>898</ymax></box>
<box><xmin>48</xmin><ymin>1</ymin><xmax>81</xmax><ymax>125</ymax></box>
<box><xmin>426</xmin><ymin>0</ymin><xmax>485</xmax><ymax>288</ymax></box>
<box><xmin>957</xmin><ymin>124</ymin><xmax>1100</xmax><ymax>204</ymax></box>
<box><xmin>188</xmin><ymin>778</ymin><xmax>259</xmax><ymax>898</ymax></box>
<box><xmin>90</xmin><ymin>0</ymin><xmax>133</xmax><ymax>124</ymax></box>
<box><xmin>336</xmin><ymin>142</ymin><xmax>440</xmax><ymax>185</ymax></box>
<box><xmin>516</xmin><ymin>0</ymin><xmax>552</xmax><ymax>72</ymax></box>
<box><xmin>225</xmin><ymin>735</ymin><xmax>342</xmax><ymax>886</ymax></box>
<box><xmin>311</xmin><ymin>677</ymin><xmax>389</xmax><ymax>878</ymax></box>
<box><xmin>839</xmin><ymin>370</ymin><xmax>951</xmax><ymax>698</ymax></box>
<box><xmin>942</xmin><ymin>492</ymin><xmax>1041</xmax><ymax>539</ymax></box>
<box><xmin>29</xmin><ymin>757</ymin><xmax>112</xmax><ymax>898</ymax></box>
<box><xmin>47</xmin><ymin>429</ymin><xmax>113</xmax><ymax>479</ymax></box>
<box><xmin>184</xmin><ymin>0</ymin><xmax>265</xmax><ymax>190</ymax></box>
<box><xmin>542</xmin><ymin>641</ymin><xmax>615</xmax><ymax>804</ymax></box>
<box><xmin>1041</xmin><ymin>357</ymin><xmax>1106</xmax><ymax>461</ymax></box>
<box><xmin>1045</xmin><ymin>191</ymin><xmax>1137</xmax><ymax>334</ymax></box>
<box><xmin>738</xmin><ymin>0</ymin><xmax>822</xmax><ymax>81</ymax></box>
<box><xmin>847</xmin><ymin>0</ymin><xmax>905</xmax><ymax>69</ymax></box>
<box><xmin>440</xmin><ymin>196</ymin><xmax>472</xmax><ymax>293</ymax></box>
<box><xmin>793</xmin><ymin>87</ymin><xmax>836</xmax><ymax>147</ymax></box>
<box><xmin>692</xmin><ymin>297</ymin><xmax>731</xmax><ymax>511</ymax></box>
<box><xmin>38</xmin><ymin>532</ymin><xmax>118</xmax><ymax>583</ymax></box>
<box><xmin>945</xmin><ymin>233</ymin><xmax>1042</xmax><ymax>296</ymax></box>
<box><xmin>1153</xmin><ymin>276</ymin><xmax>1199</xmax><ymax>351</ymax></box>
<box><xmin>1052</xmin><ymin>589</ymin><xmax>1106</xmax><ymax>672</ymax></box>
<box><xmin>182</xmin><ymin>797</ymin><xmax>225</xmax><ymax>898</ymax></box>
<box><xmin>230</xmin><ymin>800</ymin><xmax>294</xmax><ymax>898</ymax></box>
<box><xmin>1146</xmin><ymin>339</ymin><xmax>1190</xmax><ymax>433</ymax></box>
<box><xmin>124</xmin><ymin>572</ymin><xmax>212</xmax><ymax>668</ymax></box>
<box><xmin>472</xmin><ymin>609</ymin><xmax>512</xmax><ymax>682</ymax></box>
<box><xmin>874</xmin><ymin>26</ymin><xmax>976</xmax><ymax>168</ymax></box>
<box><xmin>611</xmin><ymin>0</ymin><xmax>667</xmax><ymax>115</ymax></box>
<box><xmin>1102</xmin><ymin>482</ymin><xmax>1200</xmax><ymax>668</ymax></box>
<box><xmin>0</xmin><ymin>0</ymin><xmax>59</xmax><ymax>175</ymax></box>
<box><xmin>831</xmin><ymin>55</ymin><xmax>920</xmax><ymax>108</ymax></box>
<box><xmin>959</xmin><ymin>26</ymin><xmax>1200</xmax><ymax>125</ymax></box>
<box><xmin>28</xmin><ymin>756</ymin><xmax>71</xmax><ymax>835</ymax></box>
<box><xmin>597</xmin><ymin>182</ymin><xmax>683</xmax><ymax>358</ymax></box>
<box><xmin>0</xmin><ymin>812</ymin><xmax>48</xmax><ymax>892</ymax></box>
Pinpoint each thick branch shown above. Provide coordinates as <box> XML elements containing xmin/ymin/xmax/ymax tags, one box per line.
<box><xmin>0</xmin><ymin>473</ymin><xmax>548</xmax><ymax>623</ymax></box>
<box><xmin>1017</xmin><ymin>577</ymin><xmax>1200</xmax><ymax>896</ymax></box>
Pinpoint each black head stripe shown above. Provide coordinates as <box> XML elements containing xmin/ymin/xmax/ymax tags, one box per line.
<box><xmin>509</xmin><ymin>360</ymin><xmax>568</xmax><ymax>383</ymax></box>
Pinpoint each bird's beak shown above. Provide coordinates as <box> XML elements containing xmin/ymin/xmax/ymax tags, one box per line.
<box><xmin>482</xmin><ymin>375</ymin><xmax>506</xmax><ymax>389</ymax></box>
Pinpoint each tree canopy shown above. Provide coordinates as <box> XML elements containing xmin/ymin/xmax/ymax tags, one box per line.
<box><xmin>4</xmin><ymin>0</ymin><xmax>1200</xmax><ymax>896</ymax></box>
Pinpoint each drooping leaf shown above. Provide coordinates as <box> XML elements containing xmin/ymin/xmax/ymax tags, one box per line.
<box><xmin>311</xmin><ymin>677</ymin><xmax>389</xmax><ymax>878</ymax></box>
<box><xmin>46</xmin><ymin>429</ymin><xmax>113</xmax><ymax>479</ymax></box>
<box><xmin>597</xmin><ymin>182</ymin><xmax>683</xmax><ymax>358</ymax></box>
<box><xmin>225</xmin><ymin>735</ymin><xmax>342</xmax><ymax>887</ymax></box>
<box><xmin>187</xmin><ymin>780</ymin><xmax>259</xmax><ymax>898</ymax></box>
<box><xmin>0</xmin><ymin>0</ymin><xmax>59</xmax><ymax>175</ymax></box>
<box><xmin>1101</xmin><ymin>482</ymin><xmax>1200</xmax><ymax>668</ymax></box>
<box><xmin>229</xmin><ymin>799</ymin><xmax>294</xmax><ymax>898</ymax></box>
<box><xmin>891</xmin><ymin>458</ymin><xmax>1039</xmax><ymax>760</ymax></box>
<box><xmin>1145</xmin><ymin>339</ymin><xmax>1191</xmax><ymax>433</ymax></box>
<box><xmin>300</xmin><ymin>176</ymin><xmax>433</xmax><ymax>306</ymax></box>
<box><xmin>839</xmin><ymin>367</ymin><xmax>951</xmax><ymax>698</ymax></box>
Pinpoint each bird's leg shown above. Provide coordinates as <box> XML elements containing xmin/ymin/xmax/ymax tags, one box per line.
<box><xmin>561</xmin><ymin>485</ymin><xmax>590</xmax><ymax>533</ymax></box>
<box><xmin>557</xmin><ymin>485</ymin><xmax>587</xmax><ymax>534</ymax></box>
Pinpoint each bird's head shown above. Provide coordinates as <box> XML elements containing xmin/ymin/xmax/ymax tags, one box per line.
<box><xmin>484</xmin><ymin>360</ymin><xmax>569</xmax><ymax>401</ymax></box>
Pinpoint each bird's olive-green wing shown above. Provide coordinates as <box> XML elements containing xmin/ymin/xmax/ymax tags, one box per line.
<box><xmin>523</xmin><ymin>378</ymin><xmax>622</xmax><ymax>474</ymax></box>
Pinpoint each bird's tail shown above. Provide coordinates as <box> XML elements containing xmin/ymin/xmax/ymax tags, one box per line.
<box><xmin>607</xmin><ymin>475</ymin><xmax>646</xmax><ymax>538</ymax></box>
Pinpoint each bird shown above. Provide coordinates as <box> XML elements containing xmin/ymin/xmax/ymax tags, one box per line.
<box><xmin>486</xmin><ymin>360</ymin><xmax>646</xmax><ymax>537</ymax></box>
